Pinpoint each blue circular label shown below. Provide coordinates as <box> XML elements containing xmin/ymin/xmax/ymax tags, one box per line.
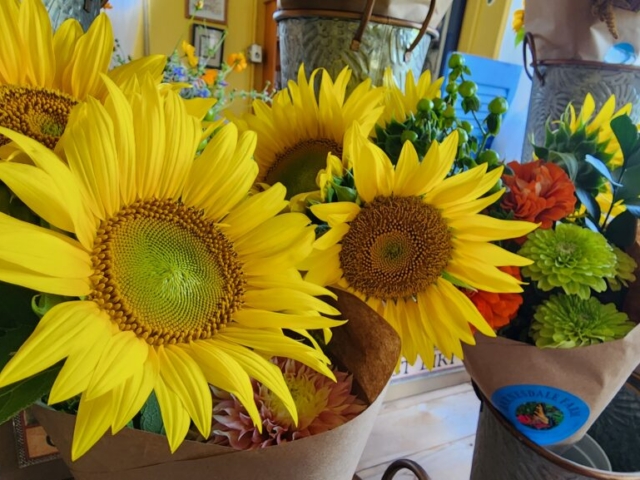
<box><xmin>491</xmin><ymin>385</ymin><xmax>590</xmax><ymax>445</ymax></box>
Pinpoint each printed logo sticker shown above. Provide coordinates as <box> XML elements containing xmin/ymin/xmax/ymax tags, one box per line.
<box><xmin>491</xmin><ymin>385</ymin><xmax>590</xmax><ymax>445</ymax></box>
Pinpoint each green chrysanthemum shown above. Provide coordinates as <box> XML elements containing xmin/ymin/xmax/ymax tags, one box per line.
<box><xmin>608</xmin><ymin>246</ymin><xmax>637</xmax><ymax>291</ymax></box>
<box><xmin>519</xmin><ymin>223</ymin><xmax>617</xmax><ymax>299</ymax></box>
<box><xmin>531</xmin><ymin>294</ymin><xmax>634</xmax><ymax>348</ymax></box>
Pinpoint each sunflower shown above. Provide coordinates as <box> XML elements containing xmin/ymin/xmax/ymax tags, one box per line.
<box><xmin>0</xmin><ymin>78</ymin><xmax>343</xmax><ymax>460</ymax></box>
<box><xmin>233</xmin><ymin>65</ymin><xmax>384</xmax><ymax>199</ymax></box>
<box><xmin>568</xmin><ymin>93</ymin><xmax>631</xmax><ymax>167</ymax></box>
<box><xmin>302</xmin><ymin>129</ymin><xmax>537</xmax><ymax>365</ymax></box>
<box><xmin>0</xmin><ymin>0</ymin><xmax>166</xmax><ymax>150</ymax></box>
<box><xmin>379</xmin><ymin>67</ymin><xmax>444</xmax><ymax>126</ymax></box>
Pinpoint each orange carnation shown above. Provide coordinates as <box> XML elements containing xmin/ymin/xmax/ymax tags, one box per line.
<box><xmin>465</xmin><ymin>266</ymin><xmax>523</xmax><ymax>331</ymax></box>
<box><xmin>501</xmin><ymin>160</ymin><xmax>576</xmax><ymax>229</ymax></box>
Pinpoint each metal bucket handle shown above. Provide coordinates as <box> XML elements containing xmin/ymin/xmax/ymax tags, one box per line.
<box><xmin>523</xmin><ymin>32</ymin><xmax>545</xmax><ymax>85</ymax></box>
<box><xmin>350</xmin><ymin>0</ymin><xmax>437</xmax><ymax>62</ymax></box>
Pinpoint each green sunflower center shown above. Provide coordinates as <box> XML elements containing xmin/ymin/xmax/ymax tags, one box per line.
<box><xmin>265</xmin><ymin>138</ymin><xmax>343</xmax><ymax>199</ymax></box>
<box><xmin>90</xmin><ymin>199</ymin><xmax>245</xmax><ymax>346</ymax></box>
<box><xmin>0</xmin><ymin>85</ymin><xmax>78</xmax><ymax>149</ymax></box>
<box><xmin>340</xmin><ymin>196</ymin><xmax>453</xmax><ymax>300</ymax></box>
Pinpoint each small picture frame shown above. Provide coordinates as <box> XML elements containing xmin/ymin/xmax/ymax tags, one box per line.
<box><xmin>186</xmin><ymin>0</ymin><xmax>228</xmax><ymax>25</ymax></box>
<box><xmin>192</xmin><ymin>24</ymin><xmax>225</xmax><ymax>69</ymax></box>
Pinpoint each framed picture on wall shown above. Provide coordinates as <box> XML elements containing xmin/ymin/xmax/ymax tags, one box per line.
<box><xmin>192</xmin><ymin>24</ymin><xmax>225</xmax><ymax>69</ymax></box>
<box><xmin>186</xmin><ymin>0</ymin><xmax>228</xmax><ymax>25</ymax></box>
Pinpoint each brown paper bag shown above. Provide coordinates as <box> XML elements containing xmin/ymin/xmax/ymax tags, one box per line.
<box><xmin>277</xmin><ymin>0</ymin><xmax>452</xmax><ymax>29</ymax></box>
<box><xmin>32</xmin><ymin>288</ymin><xmax>401</xmax><ymax>480</ymax></box>
<box><xmin>463</xmin><ymin>326</ymin><xmax>640</xmax><ymax>448</ymax></box>
<box><xmin>527</xmin><ymin>0</ymin><xmax>640</xmax><ymax>62</ymax></box>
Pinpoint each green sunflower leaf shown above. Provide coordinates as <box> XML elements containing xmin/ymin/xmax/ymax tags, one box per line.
<box><xmin>605</xmin><ymin>210</ymin><xmax>638</xmax><ymax>249</ymax></box>
<box><xmin>575</xmin><ymin>188</ymin><xmax>601</xmax><ymax>227</ymax></box>
<box><xmin>140</xmin><ymin>392</ymin><xmax>165</xmax><ymax>435</ymax></box>
<box><xmin>610</xmin><ymin>115</ymin><xmax>638</xmax><ymax>164</ymax></box>
<box><xmin>585</xmin><ymin>155</ymin><xmax>621</xmax><ymax>187</ymax></box>
<box><xmin>0</xmin><ymin>282</ymin><xmax>40</xmax><ymax>329</ymax></box>
<box><xmin>0</xmin><ymin>367</ymin><xmax>60</xmax><ymax>425</ymax></box>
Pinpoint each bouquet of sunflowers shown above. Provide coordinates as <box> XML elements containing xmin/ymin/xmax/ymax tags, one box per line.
<box><xmin>463</xmin><ymin>93</ymin><xmax>640</xmax><ymax>451</ymax></box>
<box><xmin>0</xmin><ymin>2</ymin><xmax>547</xmax><ymax>479</ymax></box>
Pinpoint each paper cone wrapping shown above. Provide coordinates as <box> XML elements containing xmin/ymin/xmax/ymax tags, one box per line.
<box><xmin>463</xmin><ymin>325</ymin><xmax>640</xmax><ymax>448</ymax></box>
<box><xmin>527</xmin><ymin>1</ymin><xmax>640</xmax><ymax>63</ymax></box>
<box><xmin>32</xmin><ymin>288</ymin><xmax>401</xmax><ymax>480</ymax></box>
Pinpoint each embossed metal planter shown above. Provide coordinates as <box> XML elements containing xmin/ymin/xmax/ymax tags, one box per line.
<box><xmin>276</xmin><ymin>16</ymin><xmax>435</xmax><ymax>91</ymax></box>
<box><xmin>43</xmin><ymin>0</ymin><xmax>103</xmax><ymax>31</ymax></box>
<box><xmin>522</xmin><ymin>60</ymin><xmax>640</xmax><ymax>161</ymax></box>
<box><xmin>470</xmin><ymin>375</ymin><xmax>640</xmax><ymax>479</ymax></box>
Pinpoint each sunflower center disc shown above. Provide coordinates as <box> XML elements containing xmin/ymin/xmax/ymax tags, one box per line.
<box><xmin>90</xmin><ymin>199</ymin><xmax>245</xmax><ymax>345</ymax></box>
<box><xmin>0</xmin><ymin>85</ymin><xmax>78</xmax><ymax>149</ymax></box>
<box><xmin>265</xmin><ymin>138</ymin><xmax>343</xmax><ymax>199</ymax></box>
<box><xmin>340</xmin><ymin>196</ymin><xmax>453</xmax><ymax>300</ymax></box>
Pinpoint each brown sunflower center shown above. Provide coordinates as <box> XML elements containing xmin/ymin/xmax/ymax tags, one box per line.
<box><xmin>265</xmin><ymin>138</ymin><xmax>342</xmax><ymax>199</ymax></box>
<box><xmin>90</xmin><ymin>199</ymin><xmax>245</xmax><ymax>346</ymax></box>
<box><xmin>0</xmin><ymin>85</ymin><xmax>78</xmax><ymax>149</ymax></box>
<box><xmin>339</xmin><ymin>196</ymin><xmax>453</xmax><ymax>300</ymax></box>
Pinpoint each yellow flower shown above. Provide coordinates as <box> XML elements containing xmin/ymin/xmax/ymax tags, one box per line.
<box><xmin>202</xmin><ymin>68</ymin><xmax>219</xmax><ymax>85</ymax></box>
<box><xmin>195</xmin><ymin>0</ymin><xmax>204</xmax><ymax>10</ymax></box>
<box><xmin>302</xmin><ymin>128</ymin><xmax>536</xmax><ymax>366</ymax></box>
<box><xmin>568</xmin><ymin>93</ymin><xmax>632</xmax><ymax>167</ymax></box>
<box><xmin>228</xmin><ymin>52</ymin><xmax>248</xmax><ymax>72</ymax></box>
<box><xmin>0</xmin><ymin>0</ymin><xmax>166</xmax><ymax>150</ymax></box>
<box><xmin>0</xmin><ymin>79</ymin><xmax>342</xmax><ymax>459</ymax></box>
<box><xmin>182</xmin><ymin>40</ymin><xmax>199</xmax><ymax>68</ymax></box>
<box><xmin>379</xmin><ymin>67</ymin><xmax>444</xmax><ymax>126</ymax></box>
<box><xmin>512</xmin><ymin>7</ymin><xmax>525</xmax><ymax>33</ymax></box>
<box><xmin>233</xmin><ymin>65</ymin><xmax>384</xmax><ymax>199</ymax></box>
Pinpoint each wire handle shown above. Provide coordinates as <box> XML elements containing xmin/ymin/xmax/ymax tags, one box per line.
<box><xmin>381</xmin><ymin>459</ymin><xmax>433</xmax><ymax>480</ymax></box>
<box><xmin>523</xmin><ymin>32</ymin><xmax>545</xmax><ymax>85</ymax></box>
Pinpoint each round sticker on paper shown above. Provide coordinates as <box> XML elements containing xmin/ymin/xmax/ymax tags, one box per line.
<box><xmin>491</xmin><ymin>385</ymin><xmax>590</xmax><ymax>445</ymax></box>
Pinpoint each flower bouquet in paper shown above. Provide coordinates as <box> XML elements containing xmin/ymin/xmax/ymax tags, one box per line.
<box><xmin>0</xmin><ymin>2</ymin><xmax>402</xmax><ymax>480</ymax></box>
<box><xmin>462</xmin><ymin>94</ymin><xmax>640</xmax><ymax>448</ymax></box>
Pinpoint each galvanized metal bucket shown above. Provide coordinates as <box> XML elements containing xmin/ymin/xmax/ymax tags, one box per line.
<box><xmin>274</xmin><ymin>2</ymin><xmax>439</xmax><ymax>91</ymax></box>
<box><xmin>521</xmin><ymin>34</ymin><xmax>640</xmax><ymax>161</ymax></box>
<box><xmin>43</xmin><ymin>0</ymin><xmax>103</xmax><ymax>31</ymax></box>
<box><xmin>471</xmin><ymin>374</ymin><xmax>640</xmax><ymax>479</ymax></box>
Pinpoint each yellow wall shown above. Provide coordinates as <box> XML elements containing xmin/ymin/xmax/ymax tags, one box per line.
<box><xmin>148</xmin><ymin>0</ymin><xmax>266</xmax><ymax>114</ymax></box>
<box><xmin>458</xmin><ymin>0</ymin><xmax>512</xmax><ymax>58</ymax></box>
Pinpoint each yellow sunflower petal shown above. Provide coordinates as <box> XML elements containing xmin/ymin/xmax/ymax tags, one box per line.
<box><xmin>85</xmin><ymin>331</ymin><xmax>149</xmax><ymax>400</ymax></box>
<box><xmin>158</xmin><ymin>345</ymin><xmax>212</xmax><ymax>439</ymax></box>
<box><xmin>234</xmin><ymin>213</ymin><xmax>311</xmax><ymax>257</ymax></box>
<box><xmin>436</xmin><ymin>278</ymin><xmax>495</xmax><ymax>337</ymax></box>
<box><xmin>446</xmin><ymin>257</ymin><xmax>524</xmax><ymax>293</ymax></box>
<box><xmin>393</xmin><ymin>141</ymin><xmax>422</xmax><ymax>195</ymax></box>
<box><xmin>221</xmin><ymin>184</ymin><xmax>288</xmax><ymax>241</ymax></box>
<box><xmin>304</xmin><ymin>245</ymin><xmax>344</xmax><ymax>286</ymax></box>
<box><xmin>65</xmin><ymin>13</ymin><xmax>114</xmax><ymax>100</ymax></box>
<box><xmin>111</xmin><ymin>348</ymin><xmax>159</xmax><ymax>434</ymax></box>
<box><xmin>71</xmin><ymin>390</ymin><xmax>115</xmax><ymax>461</ymax></box>
<box><xmin>19</xmin><ymin>0</ymin><xmax>55</xmax><ymax>87</ymax></box>
<box><xmin>233</xmin><ymin>307</ymin><xmax>345</xmax><ymax>329</ymax></box>
<box><xmin>0</xmin><ymin>0</ymin><xmax>23</xmax><ymax>84</ymax></box>
<box><xmin>310</xmin><ymin>201</ymin><xmax>361</xmax><ymax>225</ymax></box>
<box><xmin>0</xmin><ymin>301</ymin><xmax>98</xmax><ymax>388</ymax></box>
<box><xmin>188</xmin><ymin>340</ymin><xmax>261</xmax><ymax>429</ymax></box>
<box><xmin>48</xmin><ymin>312</ymin><xmax>112</xmax><ymax>404</ymax></box>
<box><xmin>52</xmin><ymin>18</ymin><xmax>83</xmax><ymax>89</ymax></box>
<box><xmin>154</xmin><ymin>374</ymin><xmax>191</xmax><ymax>453</ymax></box>
<box><xmin>212</xmin><ymin>340</ymin><xmax>299</xmax><ymax>426</ymax></box>
<box><xmin>586</xmin><ymin>95</ymin><xmax>615</xmax><ymax>134</ymax></box>
<box><xmin>100</xmin><ymin>54</ymin><xmax>167</xmax><ymax>100</ymax></box>
<box><xmin>243</xmin><ymin>288</ymin><xmax>340</xmax><ymax>316</ymax></box>
<box><xmin>451</xmin><ymin>239</ymin><xmax>532</xmax><ymax>267</ymax></box>
<box><xmin>450</xmin><ymin>214</ymin><xmax>537</xmax><ymax>242</ymax></box>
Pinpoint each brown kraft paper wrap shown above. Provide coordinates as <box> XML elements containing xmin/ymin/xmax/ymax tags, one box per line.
<box><xmin>526</xmin><ymin>0</ymin><xmax>640</xmax><ymax>62</ymax></box>
<box><xmin>31</xmin><ymin>288</ymin><xmax>402</xmax><ymax>480</ymax></box>
<box><xmin>463</xmin><ymin>325</ymin><xmax>640</xmax><ymax>448</ymax></box>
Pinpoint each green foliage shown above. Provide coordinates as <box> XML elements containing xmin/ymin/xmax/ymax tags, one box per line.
<box><xmin>374</xmin><ymin>55</ymin><xmax>509</xmax><ymax>174</ymax></box>
<box><xmin>140</xmin><ymin>392</ymin><xmax>165</xmax><ymax>435</ymax></box>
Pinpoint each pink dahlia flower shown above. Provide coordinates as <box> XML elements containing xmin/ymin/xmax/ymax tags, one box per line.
<box><xmin>209</xmin><ymin>358</ymin><xmax>366</xmax><ymax>450</ymax></box>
